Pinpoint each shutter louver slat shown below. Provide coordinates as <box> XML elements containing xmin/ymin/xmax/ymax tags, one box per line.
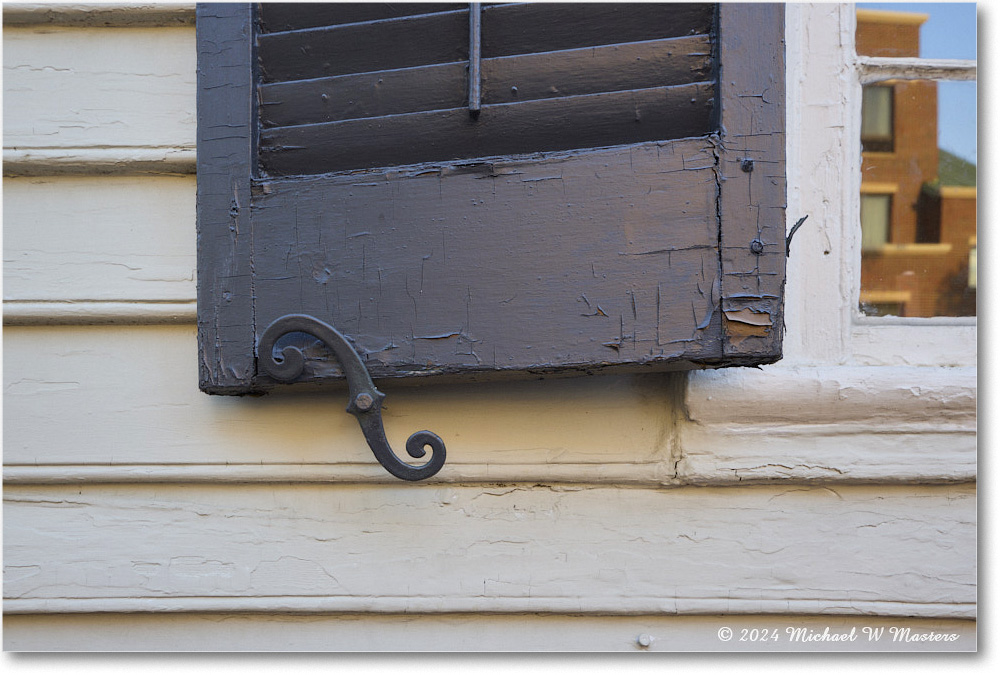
<box><xmin>255</xmin><ymin>3</ymin><xmax>719</xmax><ymax>177</ymax></box>
<box><xmin>481</xmin><ymin>2</ymin><xmax>714</xmax><ymax>57</ymax></box>
<box><xmin>260</xmin><ymin>35</ymin><xmax>713</xmax><ymax>128</ymax></box>
<box><xmin>260</xmin><ymin>82</ymin><xmax>715</xmax><ymax>175</ymax></box>
<box><xmin>257</xmin><ymin>10</ymin><xmax>470</xmax><ymax>82</ymax></box>
<box><xmin>258</xmin><ymin>3</ymin><xmax>463</xmax><ymax>32</ymax></box>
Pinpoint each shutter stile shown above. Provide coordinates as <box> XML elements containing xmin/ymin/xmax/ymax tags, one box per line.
<box><xmin>256</xmin><ymin>3</ymin><xmax>718</xmax><ymax>177</ymax></box>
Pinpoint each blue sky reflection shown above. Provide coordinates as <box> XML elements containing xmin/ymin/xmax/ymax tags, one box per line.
<box><xmin>857</xmin><ymin>2</ymin><xmax>977</xmax><ymax>164</ymax></box>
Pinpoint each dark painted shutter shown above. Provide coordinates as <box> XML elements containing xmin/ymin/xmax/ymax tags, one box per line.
<box><xmin>197</xmin><ymin>3</ymin><xmax>786</xmax><ymax>394</ymax></box>
<box><xmin>257</xmin><ymin>3</ymin><xmax>716</xmax><ymax>175</ymax></box>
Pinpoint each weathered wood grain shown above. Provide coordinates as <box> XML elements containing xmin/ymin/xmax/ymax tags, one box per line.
<box><xmin>716</xmin><ymin>4</ymin><xmax>786</xmax><ymax>360</ymax></box>
<box><xmin>3</xmin><ymin>483</ymin><xmax>977</xmax><ymax>618</ymax></box>
<box><xmin>479</xmin><ymin>3</ymin><xmax>714</xmax><ymax>58</ymax></box>
<box><xmin>253</xmin><ymin>139</ymin><xmax>722</xmax><ymax>382</ymax></box>
<box><xmin>2</xmin><ymin>3</ymin><xmax>195</xmax><ymax>27</ymax></box>
<box><xmin>480</xmin><ymin>35</ymin><xmax>714</xmax><ymax>105</ymax></box>
<box><xmin>259</xmin><ymin>35</ymin><xmax>714</xmax><ymax>128</ymax></box>
<box><xmin>260</xmin><ymin>83</ymin><xmax>714</xmax><ymax>175</ymax></box>
<box><xmin>2</xmin><ymin>26</ymin><xmax>195</xmax><ymax>151</ymax></box>
<box><xmin>257</xmin><ymin>8</ymin><xmax>469</xmax><ymax>82</ymax></box>
<box><xmin>2</xmin><ymin>147</ymin><xmax>197</xmax><ymax>177</ymax></box>
<box><xmin>3</xmin><ymin>176</ymin><xmax>195</xmax><ymax>303</ymax></box>
<box><xmin>195</xmin><ymin>4</ymin><xmax>255</xmax><ymax>393</ymax></box>
<box><xmin>258</xmin><ymin>2</ymin><xmax>459</xmax><ymax>32</ymax></box>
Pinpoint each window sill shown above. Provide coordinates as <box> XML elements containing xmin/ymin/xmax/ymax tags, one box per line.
<box><xmin>682</xmin><ymin>362</ymin><xmax>976</xmax><ymax>485</ymax></box>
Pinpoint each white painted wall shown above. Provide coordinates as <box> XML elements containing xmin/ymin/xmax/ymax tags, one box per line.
<box><xmin>2</xmin><ymin>3</ymin><xmax>976</xmax><ymax>651</ymax></box>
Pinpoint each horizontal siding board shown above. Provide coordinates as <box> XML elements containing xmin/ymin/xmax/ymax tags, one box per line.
<box><xmin>257</xmin><ymin>9</ymin><xmax>469</xmax><ymax>82</ymax></box>
<box><xmin>260</xmin><ymin>35</ymin><xmax>713</xmax><ymax>128</ymax></box>
<box><xmin>2</xmin><ymin>147</ymin><xmax>196</xmax><ymax>177</ymax></box>
<box><xmin>2</xmin><ymin>325</ymin><xmax>678</xmax><ymax>470</ymax></box>
<box><xmin>2</xmin><ymin>176</ymin><xmax>196</xmax><ymax>303</ymax></box>
<box><xmin>260</xmin><ymin>82</ymin><xmax>714</xmax><ymax>175</ymax></box>
<box><xmin>3</xmin><ymin>301</ymin><xmax>197</xmax><ymax>325</ymax></box>
<box><xmin>481</xmin><ymin>2</ymin><xmax>714</xmax><ymax>57</ymax></box>
<box><xmin>1</xmin><ymin>3</ymin><xmax>196</xmax><ymax>27</ymax></box>
<box><xmin>1</xmin><ymin>613</ymin><xmax>978</xmax><ymax>651</ymax></box>
<box><xmin>257</xmin><ymin>2</ymin><xmax>462</xmax><ymax>32</ymax></box>
<box><xmin>1</xmin><ymin>327</ymin><xmax>977</xmax><ymax>484</ymax></box>
<box><xmin>2</xmin><ymin>26</ymin><xmax>195</xmax><ymax>151</ymax></box>
<box><xmin>3</xmin><ymin>483</ymin><xmax>977</xmax><ymax>616</ymax></box>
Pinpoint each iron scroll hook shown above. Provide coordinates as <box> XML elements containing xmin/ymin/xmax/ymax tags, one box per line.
<box><xmin>258</xmin><ymin>314</ymin><xmax>446</xmax><ymax>481</ymax></box>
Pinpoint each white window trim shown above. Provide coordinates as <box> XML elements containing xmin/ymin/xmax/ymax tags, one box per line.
<box><xmin>784</xmin><ymin>3</ymin><xmax>976</xmax><ymax>368</ymax></box>
<box><xmin>681</xmin><ymin>4</ymin><xmax>976</xmax><ymax>489</ymax></box>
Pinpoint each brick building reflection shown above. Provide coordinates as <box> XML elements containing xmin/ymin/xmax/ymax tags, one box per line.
<box><xmin>857</xmin><ymin>9</ymin><xmax>976</xmax><ymax>317</ymax></box>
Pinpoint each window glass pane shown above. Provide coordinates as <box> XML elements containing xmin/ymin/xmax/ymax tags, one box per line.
<box><xmin>856</xmin><ymin>3</ymin><xmax>976</xmax><ymax>60</ymax></box>
<box><xmin>858</xmin><ymin>78</ymin><xmax>977</xmax><ymax>318</ymax></box>
<box><xmin>856</xmin><ymin>7</ymin><xmax>976</xmax><ymax>318</ymax></box>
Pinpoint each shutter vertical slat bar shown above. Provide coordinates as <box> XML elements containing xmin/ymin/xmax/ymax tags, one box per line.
<box><xmin>468</xmin><ymin>3</ymin><xmax>482</xmax><ymax>116</ymax></box>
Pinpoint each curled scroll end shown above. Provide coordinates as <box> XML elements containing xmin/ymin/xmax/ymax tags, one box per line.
<box><xmin>270</xmin><ymin>345</ymin><xmax>306</xmax><ymax>382</ymax></box>
<box><xmin>406</xmin><ymin>430</ymin><xmax>445</xmax><ymax>460</ymax></box>
<box><xmin>259</xmin><ymin>337</ymin><xmax>307</xmax><ymax>382</ymax></box>
<box><xmin>357</xmin><ymin>425</ymin><xmax>446</xmax><ymax>482</ymax></box>
<box><xmin>389</xmin><ymin>430</ymin><xmax>446</xmax><ymax>481</ymax></box>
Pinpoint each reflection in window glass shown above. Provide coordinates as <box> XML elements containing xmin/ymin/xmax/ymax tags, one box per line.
<box><xmin>857</xmin><ymin>3</ymin><xmax>976</xmax><ymax>61</ymax></box>
<box><xmin>861</xmin><ymin>194</ymin><xmax>892</xmax><ymax>250</ymax></box>
<box><xmin>861</xmin><ymin>86</ymin><xmax>894</xmax><ymax>152</ymax></box>
<box><xmin>856</xmin><ymin>7</ymin><xmax>976</xmax><ymax>317</ymax></box>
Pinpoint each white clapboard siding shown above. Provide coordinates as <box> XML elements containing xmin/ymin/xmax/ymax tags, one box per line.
<box><xmin>3</xmin><ymin>483</ymin><xmax>976</xmax><ymax>618</ymax></box>
<box><xmin>2</xmin><ymin>3</ymin><xmax>195</xmax><ymax>28</ymax></box>
<box><xmin>2</xmin><ymin>613</ymin><xmax>977</xmax><ymax>652</ymax></box>
<box><xmin>3</xmin><ymin>176</ymin><xmax>196</xmax><ymax>305</ymax></box>
<box><xmin>2</xmin><ymin>325</ymin><xmax>978</xmax><ymax>485</ymax></box>
<box><xmin>2</xmin><ymin>325</ymin><xmax>679</xmax><ymax>480</ymax></box>
<box><xmin>2</xmin><ymin>26</ymin><xmax>195</xmax><ymax>171</ymax></box>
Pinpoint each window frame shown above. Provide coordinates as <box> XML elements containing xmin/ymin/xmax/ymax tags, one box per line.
<box><xmin>780</xmin><ymin>3</ymin><xmax>976</xmax><ymax>369</ymax></box>
<box><xmin>853</xmin><ymin>12</ymin><xmax>977</xmax><ymax>329</ymax></box>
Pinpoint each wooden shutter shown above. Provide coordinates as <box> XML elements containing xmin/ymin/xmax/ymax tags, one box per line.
<box><xmin>197</xmin><ymin>3</ymin><xmax>786</xmax><ymax>394</ymax></box>
<box><xmin>256</xmin><ymin>3</ymin><xmax>716</xmax><ymax>175</ymax></box>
